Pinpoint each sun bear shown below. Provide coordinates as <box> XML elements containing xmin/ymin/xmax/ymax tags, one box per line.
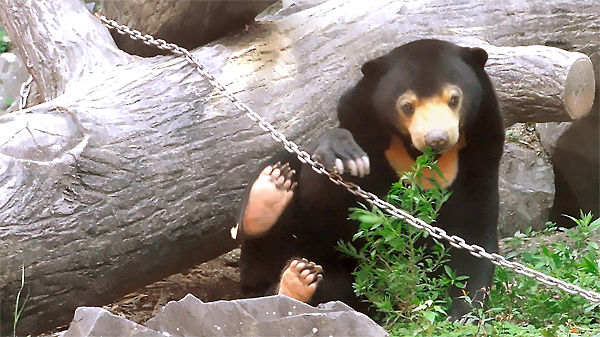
<box><xmin>231</xmin><ymin>39</ymin><xmax>505</xmax><ymax>319</ymax></box>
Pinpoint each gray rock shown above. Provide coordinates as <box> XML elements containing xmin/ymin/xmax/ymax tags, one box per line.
<box><xmin>0</xmin><ymin>52</ymin><xmax>30</xmax><ymax>113</ymax></box>
<box><xmin>144</xmin><ymin>294</ymin><xmax>256</xmax><ymax>336</ymax></box>
<box><xmin>536</xmin><ymin>122</ymin><xmax>572</xmax><ymax>153</ymax></box>
<box><xmin>537</xmin><ymin>51</ymin><xmax>599</xmax><ymax>228</ymax></box>
<box><xmin>145</xmin><ymin>294</ymin><xmax>388</xmax><ymax>337</ymax></box>
<box><xmin>251</xmin><ymin>310</ymin><xmax>384</xmax><ymax>337</ymax></box>
<box><xmin>498</xmin><ymin>142</ymin><xmax>555</xmax><ymax>237</ymax></box>
<box><xmin>64</xmin><ymin>295</ymin><xmax>387</xmax><ymax>337</ymax></box>
<box><xmin>62</xmin><ymin>307</ymin><xmax>163</xmax><ymax>337</ymax></box>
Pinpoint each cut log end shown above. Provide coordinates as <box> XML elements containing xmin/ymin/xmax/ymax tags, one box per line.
<box><xmin>486</xmin><ymin>45</ymin><xmax>596</xmax><ymax>126</ymax></box>
<box><xmin>564</xmin><ymin>57</ymin><xmax>596</xmax><ymax>120</ymax></box>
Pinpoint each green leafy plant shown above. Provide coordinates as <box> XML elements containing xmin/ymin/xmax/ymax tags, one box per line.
<box><xmin>490</xmin><ymin>212</ymin><xmax>600</xmax><ymax>332</ymax></box>
<box><xmin>338</xmin><ymin>148</ymin><xmax>461</xmax><ymax>332</ymax></box>
<box><xmin>339</xmin><ymin>147</ymin><xmax>600</xmax><ymax>336</ymax></box>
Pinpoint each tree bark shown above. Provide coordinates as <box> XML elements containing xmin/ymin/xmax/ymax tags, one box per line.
<box><xmin>101</xmin><ymin>0</ymin><xmax>277</xmax><ymax>57</ymax></box>
<box><xmin>0</xmin><ymin>0</ymin><xmax>598</xmax><ymax>335</ymax></box>
<box><xmin>484</xmin><ymin>44</ymin><xmax>595</xmax><ymax>125</ymax></box>
<box><xmin>0</xmin><ymin>0</ymin><xmax>131</xmax><ymax>101</ymax></box>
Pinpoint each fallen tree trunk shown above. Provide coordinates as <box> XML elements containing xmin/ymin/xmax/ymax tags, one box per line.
<box><xmin>482</xmin><ymin>43</ymin><xmax>594</xmax><ymax>125</ymax></box>
<box><xmin>0</xmin><ymin>0</ymin><xmax>598</xmax><ymax>334</ymax></box>
<box><xmin>101</xmin><ymin>0</ymin><xmax>277</xmax><ymax>57</ymax></box>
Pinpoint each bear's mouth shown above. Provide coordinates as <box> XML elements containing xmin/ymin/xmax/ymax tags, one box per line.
<box><xmin>397</xmin><ymin>132</ymin><xmax>441</xmax><ymax>161</ymax></box>
<box><xmin>407</xmin><ymin>147</ymin><xmax>442</xmax><ymax>161</ymax></box>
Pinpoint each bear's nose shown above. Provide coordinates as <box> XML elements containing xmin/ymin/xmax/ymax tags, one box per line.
<box><xmin>424</xmin><ymin>130</ymin><xmax>449</xmax><ymax>150</ymax></box>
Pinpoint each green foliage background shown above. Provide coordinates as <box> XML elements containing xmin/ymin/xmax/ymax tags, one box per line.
<box><xmin>0</xmin><ymin>26</ymin><xmax>12</xmax><ymax>53</ymax></box>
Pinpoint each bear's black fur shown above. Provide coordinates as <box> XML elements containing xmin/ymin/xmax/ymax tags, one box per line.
<box><xmin>237</xmin><ymin>39</ymin><xmax>505</xmax><ymax>319</ymax></box>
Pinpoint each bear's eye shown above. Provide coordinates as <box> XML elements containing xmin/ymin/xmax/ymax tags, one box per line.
<box><xmin>448</xmin><ymin>95</ymin><xmax>460</xmax><ymax>108</ymax></box>
<box><xmin>401</xmin><ymin>102</ymin><xmax>414</xmax><ymax>115</ymax></box>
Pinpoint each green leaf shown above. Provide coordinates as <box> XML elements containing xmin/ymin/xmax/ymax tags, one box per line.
<box><xmin>581</xmin><ymin>255</ymin><xmax>600</xmax><ymax>276</ymax></box>
<box><xmin>357</xmin><ymin>213</ymin><xmax>383</xmax><ymax>225</ymax></box>
<box><xmin>589</xmin><ymin>216</ymin><xmax>600</xmax><ymax>231</ymax></box>
<box><xmin>443</xmin><ymin>265</ymin><xmax>453</xmax><ymax>277</ymax></box>
<box><xmin>422</xmin><ymin>310</ymin><xmax>437</xmax><ymax>324</ymax></box>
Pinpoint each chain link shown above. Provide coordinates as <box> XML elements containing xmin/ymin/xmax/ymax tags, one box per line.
<box><xmin>100</xmin><ymin>16</ymin><xmax>600</xmax><ymax>304</ymax></box>
<box><xmin>19</xmin><ymin>75</ymin><xmax>33</xmax><ymax>110</ymax></box>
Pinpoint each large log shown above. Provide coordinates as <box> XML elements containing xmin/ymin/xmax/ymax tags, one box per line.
<box><xmin>0</xmin><ymin>0</ymin><xmax>131</xmax><ymax>101</ymax></box>
<box><xmin>0</xmin><ymin>0</ymin><xmax>598</xmax><ymax>334</ymax></box>
<box><xmin>101</xmin><ymin>0</ymin><xmax>277</xmax><ymax>57</ymax></box>
<box><xmin>482</xmin><ymin>43</ymin><xmax>594</xmax><ymax>125</ymax></box>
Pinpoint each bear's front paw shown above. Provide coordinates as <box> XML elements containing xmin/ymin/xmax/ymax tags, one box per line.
<box><xmin>312</xmin><ymin>128</ymin><xmax>370</xmax><ymax>177</ymax></box>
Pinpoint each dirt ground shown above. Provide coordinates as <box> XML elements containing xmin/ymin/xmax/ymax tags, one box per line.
<box><xmin>101</xmin><ymin>249</ymin><xmax>243</xmax><ymax>325</ymax></box>
<box><xmin>45</xmin><ymin>249</ymin><xmax>243</xmax><ymax>336</ymax></box>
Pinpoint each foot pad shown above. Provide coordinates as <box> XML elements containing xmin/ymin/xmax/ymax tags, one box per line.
<box><xmin>278</xmin><ymin>258</ymin><xmax>323</xmax><ymax>303</ymax></box>
<box><xmin>237</xmin><ymin>162</ymin><xmax>297</xmax><ymax>238</ymax></box>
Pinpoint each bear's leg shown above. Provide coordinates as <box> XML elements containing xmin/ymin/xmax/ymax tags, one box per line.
<box><xmin>448</xmin><ymin>246</ymin><xmax>496</xmax><ymax>320</ymax></box>
<box><xmin>239</xmin><ymin>162</ymin><xmax>297</xmax><ymax>238</ymax></box>
<box><xmin>278</xmin><ymin>258</ymin><xmax>324</xmax><ymax>303</ymax></box>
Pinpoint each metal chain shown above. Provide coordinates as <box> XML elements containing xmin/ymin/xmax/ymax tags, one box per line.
<box><xmin>100</xmin><ymin>16</ymin><xmax>600</xmax><ymax>304</ymax></box>
<box><xmin>19</xmin><ymin>75</ymin><xmax>33</xmax><ymax>110</ymax></box>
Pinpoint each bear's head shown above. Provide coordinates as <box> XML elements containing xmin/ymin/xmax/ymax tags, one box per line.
<box><xmin>362</xmin><ymin>39</ymin><xmax>489</xmax><ymax>157</ymax></box>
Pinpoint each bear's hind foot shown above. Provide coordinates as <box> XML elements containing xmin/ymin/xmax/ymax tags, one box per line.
<box><xmin>236</xmin><ymin>162</ymin><xmax>296</xmax><ymax>238</ymax></box>
<box><xmin>278</xmin><ymin>258</ymin><xmax>323</xmax><ymax>303</ymax></box>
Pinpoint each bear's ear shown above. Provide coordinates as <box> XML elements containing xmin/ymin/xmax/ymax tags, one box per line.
<box><xmin>461</xmin><ymin>47</ymin><xmax>488</xmax><ymax>69</ymax></box>
<box><xmin>361</xmin><ymin>56</ymin><xmax>388</xmax><ymax>77</ymax></box>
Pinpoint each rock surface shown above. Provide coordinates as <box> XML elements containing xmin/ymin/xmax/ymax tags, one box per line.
<box><xmin>0</xmin><ymin>51</ymin><xmax>29</xmax><ymax>112</ymax></box>
<box><xmin>63</xmin><ymin>294</ymin><xmax>388</xmax><ymax>337</ymax></box>
<box><xmin>537</xmin><ymin>117</ymin><xmax>599</xmax><ymax>228</ymax></box>
<box><xmin>498</xmin><ymin>139</ymin><xmax>555</xmax><ymax>237</ymax></box>
<box><xmin>62</xmin><ymin>307</ymin><xmax>162</xmax><ymax>337</ymax></box>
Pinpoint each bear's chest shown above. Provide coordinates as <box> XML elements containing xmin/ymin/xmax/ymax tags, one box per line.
<box><xmin>383</xmin><ymin>135</ymin><xmax>464</xmax><ymax>189</ymax></box>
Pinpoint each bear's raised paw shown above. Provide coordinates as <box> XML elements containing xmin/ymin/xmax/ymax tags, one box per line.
<box><xmin>312</xmin><ymin>128</ymin><xmax>370</xmax><ymax>177</ymax></box>
<box><xmin>234</xmin><ymin>162</ymin><xmax>297</xmax><ymax>239</ymax></box>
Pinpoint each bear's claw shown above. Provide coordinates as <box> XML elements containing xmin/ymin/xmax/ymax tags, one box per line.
<box><xmin>312</xmin><ymin>128</ymin><xmax>370</xmax><ymax>178</ymax></box>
